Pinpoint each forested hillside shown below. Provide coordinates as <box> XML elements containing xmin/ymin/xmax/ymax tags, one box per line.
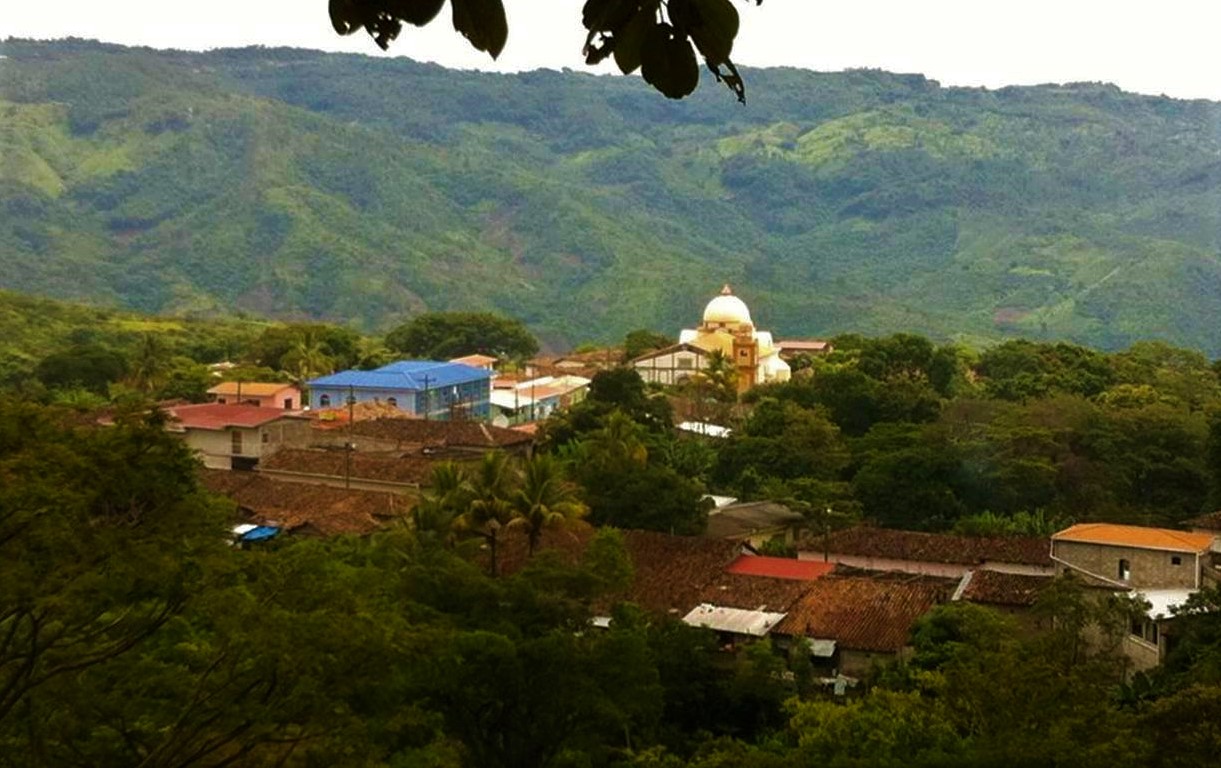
<box><xmin>5</xmin><ymin>38</ymin><xmax>1221</xmax><ymax>352</ymax></box>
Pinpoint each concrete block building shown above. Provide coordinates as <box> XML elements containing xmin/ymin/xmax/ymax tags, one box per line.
<box><xmin>307</xmin><ymin>361</ymin><xmax>492</xmax><ymax>421</ymax></box>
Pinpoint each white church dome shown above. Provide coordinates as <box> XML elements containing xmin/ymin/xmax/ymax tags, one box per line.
<box><xmin>702</xmin><ymin>285</ymin><xmax>752</xmax><ymax>325</ymax></box>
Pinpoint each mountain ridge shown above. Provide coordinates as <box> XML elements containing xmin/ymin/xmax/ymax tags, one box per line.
<box><xmin>3</xmin><ymin>38</ymin><xmax>1221</xmax><ymax>352</ymax></box>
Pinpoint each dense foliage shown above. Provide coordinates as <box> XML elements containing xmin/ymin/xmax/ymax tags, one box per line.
<box><xmin>385</xmin><ymin>310</ymin><xmax>540</xmax><ymax>360</ymax></box>
<box><xmin>5</xmin><ymin>400</ymin><xmax>1221</xmax><ymax>766</ymax></box>
<box><xmin>6</xmin><ymin>40</ymin><xmax>1221</xmax><ymax>351</ymax></box>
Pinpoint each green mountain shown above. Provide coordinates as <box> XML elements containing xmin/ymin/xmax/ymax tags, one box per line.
<box><xmin>4</xmin><ymin>38</ymin><xmax>1221</xmax><ymax>353</ymax></box>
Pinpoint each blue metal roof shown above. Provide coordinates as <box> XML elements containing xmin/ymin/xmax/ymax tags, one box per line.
<box><xmin>308</xmin><ymin>361</ymin><xmax>491</xmax><ymax>392</ymax></box>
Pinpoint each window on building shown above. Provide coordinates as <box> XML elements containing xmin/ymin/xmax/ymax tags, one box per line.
<box><xmin>231</xmin><ymin>431</ymin><xmax>243</xmax><ymax>455</ymax></box>
<box><xmin>261</xmin><ymin>432</ymin><xmax>270</xmax><ymax>444</ymax></box>
<box><xmin>217</xmin><ymin>397</ymin><xmax>227</xmax><ymax>404</ymax></box>
<box><xmin>283</xmin><ymin>398</ymin><xmax>293</xmax><ymax>409</ymax></box>
<box><xmin>319</xmin><ymin>394</ymin><xmax>331</xmax><ymax>408</ymax></box>
<box><xmin>387</xmin><ymin>397</ymin><xmax>398</xmax><ymax>407</ymax></box>
<box><xmin>1171</xmin><ymin>556</ymin><xmax>1182</xmax><ymax>566</ymax></box>
<box><xmin>677</xmin><ymin>356</ymin><xmax>694</xmax><ymax>369</ymax></box>
<box><xmin>1118</xmin><ymin>559</ymin><xmax>1131</xmax><ymax>581</ymax></box>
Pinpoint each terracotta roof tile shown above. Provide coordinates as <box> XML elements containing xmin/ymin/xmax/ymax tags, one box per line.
<box><xmin>345</xmin><ymin>417</ymin><xmax>534</xmax><ymax>448</ymax></box>
<box><xmin>260</xmin><ymin>448</ymin><xmax>439</xmax><ymax>485</ymax></box>
<box><xmin>199</xmin><ymin>470</ymin><xmax>411</xmax><ymax>536</ymax></box>
<box><xmin>725</xmin><ymin>555</ymin><xmax>835</xmax><ymax>581</ymax></box>
<box><xmin>960</xmin><ymin>570</ymin><xmax>1053</xmax><ymax>607</ymax></box>
<box><xmin>1052</xmin><ymin>523</ymin><xmax>1214</xmax><ymax>553</ymax></box>
<box><xmin>818</xmin><ymin>526</ymin><xmax>1052</xmax><ymax>567</ymax></box>
<box><xmin>164</xmin><ymin>404</ymin><xmax>308</xmax><ymax>430</ymax></box>
<box><xmin>774</xmin><ymin>573</ymin><xmax>955</xmax><ymax>652</ymax></box>
<box><xmin>497</xmin><ymin>527</ymin><xmax>743</xmax><ymax>615</ymax></box>
<box><xmin>696</xmin><ymin>573</ymin><xmax>814</xmax><ymax>613</ymax></box>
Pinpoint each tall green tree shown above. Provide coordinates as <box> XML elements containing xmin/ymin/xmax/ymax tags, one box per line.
<box><xmin>385</xmin><ymin>311</ymin><xmax>539</xmax><ymax>361</ymax></box>
<box><xmin>510</xmin><ymin>453</ymin><xmax>588</xmax><ymax>556</ymax></box>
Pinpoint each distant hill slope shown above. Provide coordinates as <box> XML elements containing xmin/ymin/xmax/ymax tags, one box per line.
<box><xmin>4</xmin><ymin>39</ymin><xmax>1221</xmax><ymax>353</ymax></box>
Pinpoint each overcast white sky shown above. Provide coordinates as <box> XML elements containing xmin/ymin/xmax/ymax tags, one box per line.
<box><xmin>7</xmin><ymin>0</ymin><xmax>1221</xmax><ymax>100</ymax></box>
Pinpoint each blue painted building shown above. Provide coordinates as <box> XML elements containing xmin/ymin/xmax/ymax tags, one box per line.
<box><xmin>307</xmin><ymin>361</ymin><xmax>492</xmax><ymax>421</ymax></box>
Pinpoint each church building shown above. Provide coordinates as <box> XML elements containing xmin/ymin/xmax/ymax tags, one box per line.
<box><xmin>632</xmin><ymin>285</ymin><xmax>791</xmax><ymax>394</ymax></box>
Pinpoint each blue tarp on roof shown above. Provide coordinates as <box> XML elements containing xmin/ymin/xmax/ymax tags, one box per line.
<box><xmin>240</xmin><ymin>526</ymin><xmax>281</xmax><ymax>542</ymax></box>
<box><xmin>308</xmin><ymin>361</ymin><xmax>490</xmax><ymax>391</ymax></box>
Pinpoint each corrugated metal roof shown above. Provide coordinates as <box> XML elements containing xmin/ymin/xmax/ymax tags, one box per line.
<box><xmin>308</xmin><ymin>360</ymin><xmax>491</xmax><ymax>391</ymax></box>
<box><xmin>1053</xmin><ymin>523</ymin><xmax>1214</xmax><ymax>553</ymax></box>
<box><xmin>1134</xmin><ymin>588</ymin><xmax>1196</xmax><ymax>620</ymax></box>
<box><xmin>682</xmin><ymin>603</ymin><xmax>786</xmax><ymax>636</ymax></box>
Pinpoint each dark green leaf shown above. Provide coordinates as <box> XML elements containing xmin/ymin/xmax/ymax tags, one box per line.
<box><xmin>451</xmin><ymin>0</ymin><xmax>508</xmax><ymax>59</ymax></box>
<box><xmin>640</xmin><ymin>23</ymin><xmax>699</xmax><ymax>100</ymax></box>
<box><xmin>388</xmin><ymin>0</ymin><xmax>447</xmax><ymax>27</ymax></box>
<box><xmin>689</xmin><ymin>0</ymin><xmax>738</xmax><ymax>66</ymax></box>
<box><xmin>329</xmin><ymin>0</ymin><xmax>361</xmax><ymax>34</ymax></box>
<box><xmin>613</xmin><ymin>8</ymin><xmax>654</xmax><ymax>75</ymax></box>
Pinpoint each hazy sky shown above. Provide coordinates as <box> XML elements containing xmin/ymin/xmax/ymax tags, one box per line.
<box><xmin>8</xmin><ymin>0</ymin><xmax>1221</xmax><ymax>100</ymax></box>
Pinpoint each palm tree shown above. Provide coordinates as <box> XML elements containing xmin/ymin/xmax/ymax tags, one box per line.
<box><xmin>412</xmin><ymin>462</ymin><xmax>472</xmax><ymax>545</ymax></box>
<box><xmin>281</xmin><ymin>331</ymin><xmax>333</xmax><ymax>384</ymax></box>
<box><xmin>128</xmin><ymin>333</ymin><xmax>169</xmax><ymax>395</ymax></box>
<box><xmin>454</xmin><ymin>452</ymin><xmax>520</xmax><ymax>576</ymax></box>
<box><xmin>509</xmin><ymin>453</ymin><xmax>588</xmax><ymax>556</ymax></box>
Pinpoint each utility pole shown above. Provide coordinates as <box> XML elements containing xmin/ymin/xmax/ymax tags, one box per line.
<box><xmin>345</xmin><ymin>385</ymin><xmax>355</xmax><ymax>489</ymax></box>
<box><xmin>421</xmin><ymin>375</ymin><xmax>432</xmax><ymax>420</ymax></box>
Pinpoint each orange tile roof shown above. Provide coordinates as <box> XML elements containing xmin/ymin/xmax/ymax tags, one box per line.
<box><xmin>207</xmin><ymin>381</ymin><xmax>295</xmax><ymax>397</ymax></box>
<box><xmin>449</xmin><ymin>354</ymin><xmax>498</xmax><ymax>366</ymax></box>
<box><xmin>1052</xmin><ymin>523</ymin><xmax>1214</xmax><ymax>553</ymax></box>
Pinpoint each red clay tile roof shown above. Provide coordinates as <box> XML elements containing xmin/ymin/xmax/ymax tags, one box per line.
<box><xmin>960</xmin><ymin>570</ymin><xmax>1053</xmax><ymax>607</ymax></box>
<box><xmin>200</xmin><ymin>470</ymin><xmax>412</xmax><ymax>536</ymax></box>
<box><xmin>497</xmin><ymin>527</ymin><xmax>743</xmax><ymax>615</ymax></box>
<box><xmin>818</xmin><ymin>526</ymin><xmax>1052</xmax><ymax>567</ymax></box>
<box><xmin>1052</xmin><ymin>523</ymin><xmax>1213</xmax><ymax>553</ymax></box>
<box><xmin>260</xmin><ymin>448</ymin><xmax>440</xmax><ymax>485</ymax></box>
<box><xmin>345</xmin><ymin>417</ymin><xmax>534</xmax><ymax>448</ymax></box>
<box><xmin>164</xmin><ymin>403</ymin><xmax>307</xmax><ymax>430</ymax></box>
<box><xmin>725</xmin><ymin>555</ymin><xmax>835</xmax><ymax>581</ymax></box>
<box><xmin>696</xmin><ymin>573</ymin><xmax>814</xmax><ymax>613</ymax></box>
<box><xmin>777</xmin><ymin>340</ymin><xmax>831</xmax><ymax>352</ymax></box>
<box><xmin>620</xmin><ymin>530</ymin><xmax>744</xmax><ymax>614</ymax></box>
<box><xmin>774</xmin><ymin>573</ymin><xmax>955</xmax><ymax>652</ymax></box>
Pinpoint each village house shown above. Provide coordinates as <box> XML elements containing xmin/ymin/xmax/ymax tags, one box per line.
<box><xmin>307</xmin><ymin>360</ymin><xmax>492</xmax><ymax>421</ymax></box>
<box><xmin>630</xmin><ymin>342</ymin><xmax>711</xmax><ymax>386</ymax></box>
<box><xmin>952</xmin><ymin>569</ymin><xmax>1055</xmax><ymax>633</ymax></box>
<box><xmin>775</xmin><ymin>339</ymin><xmax>834</xmax><ymax>361</ymax></box>
<box><xmin>201</xmin><ymin>470</ymin><xmax>410</xmax><ymax>537</ymax></box>
<box><xmin>774</xmin><ymin>571</ymin><xmax>957</xmax><ymax>676</ymax></box>
<box><xmin>489</xmin><ymin>374</ymin><xmax>590</xmax><ymax>426</ymax></box>
<box><xmin>258</xmin><ymin>448</ymin><xmax>438</xmax><ymax>493</ymax></box>
<box><xmin>1051</xmin><ymin>523</ymin><xmax>1217</xmax><ymax>673</ymax></box>
<box><xmin>448</xmin><ymin>353</ymin><xmax>499</xmax><ymax>373</ymax></box>
<box><xmin>207</xmin><ymin>381</ymin><xmax>301</xmax><ymax>409</ymax></box>
<box><xmin>801</xmin><ymin>526</ymin><xmax>1055</xmax><ymax>577</ymax></box>
<box><xmin>1050</xmin><ymin>523</ymin><xmax>1214</xmax><ymax>590</ymax></box>
<box><xmin>163</xmin><ymin>403</ymin><xmax>311</xmax><ymax>470</ymax></box>
<box><xmin>704</xmin><ymin>500</ymin><xmax>806</xmax><ymax>547</ymax></box>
